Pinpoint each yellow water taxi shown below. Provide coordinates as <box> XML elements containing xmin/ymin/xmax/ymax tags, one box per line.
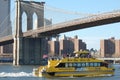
<box><xmin>33</xmin><ymin>51</ymin><xmax>115</xmax><ymax>78</ymax></box>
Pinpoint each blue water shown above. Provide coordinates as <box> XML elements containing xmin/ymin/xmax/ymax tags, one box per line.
<box><xmin>0</xmin><ymin>64</ymin><xmax>120</xmax><ymax>80</ymax></box>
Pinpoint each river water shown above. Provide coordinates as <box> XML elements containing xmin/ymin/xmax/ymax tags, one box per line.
<box><xmin>0</xmin><ymin>64</ymin><xmax>120</xmax><ymax>80</ymax></box>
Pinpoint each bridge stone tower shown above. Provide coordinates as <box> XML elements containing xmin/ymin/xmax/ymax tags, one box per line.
<box><xmin>14</xmin><ymin>0</ymin><xmax>46</xmax><ymax>65</ymax></box>
<box><xmin>0</xmin><ymin>0</ymin><xmax>12</xmax><ymax>37</ymax></box>
<box><xmin>0</xmin><ymin>0</ymin><xmax>12</xmax><ymax>55</ymax></box>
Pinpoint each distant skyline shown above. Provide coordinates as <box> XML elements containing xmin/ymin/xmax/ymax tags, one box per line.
<box><xmin>11</xmin><ymin>0</ymin><xmax>120</xmax><ymax>50</ymax></box>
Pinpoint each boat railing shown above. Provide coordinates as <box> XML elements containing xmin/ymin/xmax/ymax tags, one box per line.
<box><xmin>48</xmin><ymin>56</ymin><xmax>62</xmax><ymax>61</ymax></box>
<box><xmin>48</xmin><ymin>53</ymin><xmax>95</xmax><ymax>61</ymax></box>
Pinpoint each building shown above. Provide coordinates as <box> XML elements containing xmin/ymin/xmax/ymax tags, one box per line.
<box><xmin>59</xmin><ymin>37</ymin><xmax>71</xmax><ymax>55</ymax></box>
<box><xmin>48</xmin><ymin>40</ymin><xmax>59</xmax><ymax>56</ymax></box>
<box><xmin>59</xmin><ymin>35</ymin><xmax>86</xmax><ymax>55</ymax></box>
<box><xmin>115</xmin><ymin>40</ymin><xmax>120</xmax><ymax>57</ymax></box>
<box><xmin>70</xmin><ymin>35</ymin><xmax>86</xmax><ymax>52</ymax></box>
<box><xmin>100</xmin><ymin>37</ymin><xmax>115</xmax><ymax>57</ymax></box>
<box><xmin>47</xmin><ymin>35</ymin><xmax>86</xmax><ymax>56</ymax></box>
<box><xmin>100</xmin><ymin>37</ymin><xmax>120</xmax><ymax>58</ymax></box>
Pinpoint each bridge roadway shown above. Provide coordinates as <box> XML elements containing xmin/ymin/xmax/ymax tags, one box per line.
<box><xmin>0</xmin><ymin>10</ymin><xmax>120</xmax><ymax>44</ymax></box>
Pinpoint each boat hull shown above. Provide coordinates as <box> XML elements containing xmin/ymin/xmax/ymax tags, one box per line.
<box><xmin>35</xmin><ymin>70</ymin><xmax>114</xmax><ymax>78</ymax></box>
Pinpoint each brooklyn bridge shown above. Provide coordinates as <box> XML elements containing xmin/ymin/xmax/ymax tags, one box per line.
<box><xmin>0</xmin><ymin>0</ymin><xmax>120</xmax><ymax>65</ymax></box>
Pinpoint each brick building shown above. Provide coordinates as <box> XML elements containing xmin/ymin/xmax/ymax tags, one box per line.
<box><xmin>100</xmin><ymin>37</ymin><xmax>120</xmax><ymax>58</ymax></box>
<box><xmin>115</xmin><ymin>40</ymin><xmax>120</xmax><ymax>57</ymax></box>
<box><xmin>59</xmin><ymin>35</ymin><xmax>86</xmax><ymax>56</ymax></box>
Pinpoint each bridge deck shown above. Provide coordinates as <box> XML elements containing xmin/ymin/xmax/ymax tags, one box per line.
<box><xmin>0</xmin><ymin>10</ymin><xmax>120</xmax><ymax>43</ymax></box>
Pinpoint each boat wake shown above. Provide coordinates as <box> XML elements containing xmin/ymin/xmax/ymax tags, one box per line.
<box><xmin>0</xmin><ymin>72</ymin><xmax>33</xmax><ymax>77</ymax></box>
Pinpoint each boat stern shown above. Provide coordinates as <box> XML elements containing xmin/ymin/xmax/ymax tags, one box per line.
<box><xmin>33</xmin><ymin>66</ymin><xmax>50</xmax><ymax>77</ymax></box>
<box><xmin>33</xmin><ymin>68</ymin><xmax>40</xmax><ymax>77</ymax></box>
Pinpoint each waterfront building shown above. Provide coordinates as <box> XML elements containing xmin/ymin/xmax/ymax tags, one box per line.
<box><xmin>48</xmin><ymin>35</ymin><xmax>86</xmax><ymax>56</ymax></box>
<box><xmin>70</xmin><ymin>35</ymin><xmax>86</xmax><ymax>52</ymax></box>
<box><xmin>100</xmin><ymin>37</ymin><xmax>120</xmax><ymax>58</ymax></box>
<box><xmin>115</xmin><ymin>40</ymin><xmax>120</xmax><ymax>57</ymax></box>
<box><xmin>48</xmin><ymin>40</ymin><xmax>59</xmax><ymax>56</ymax></box>
<box><xmin>100</xmin><ymin>37</ymin><xmax>115</xmax><ymax>57</ymax></box>
<box><xmin>59</xmin><ymin>35</ymin><xmax>86</xmax><ymax>55</ymax></box>
<box><xmin>59</xmin><ymin>37</ymin><xmax>72</xmax><ymax>55</ymax></box>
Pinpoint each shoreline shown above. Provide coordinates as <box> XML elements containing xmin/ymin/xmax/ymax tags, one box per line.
<box><xmin>0</xmin><ymin>62</ymin><xmax>12</xmax><ymax>65</ymax></box>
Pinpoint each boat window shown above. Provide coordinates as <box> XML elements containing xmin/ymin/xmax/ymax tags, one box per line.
<box><xmin>69</xmin><ymin>63</ymin><xmax>72</xmax><ymax>67</ymax></box>
<box><xmin>101</xmin><ymin>62</ymin><xmax>108</xmax><ymax>68</ymax></box>
<box><xmin>97</xmin><ymin>63</ymin><xmax>100</xmax><ymax>67</ymax></box>
<box><xmin>86</xmin><ymin>62</ymin><xmax>89</xmax><ymax>67</ymax></box>
<box><xmin>56</xmin><ymin>63</ymin><xmax>65</xmax><ymax>67</ymax></box>
<box><xmin>65</xmin><ymin>63</ymin><xmax>68</xmax><ymax>67</ymax></box>
<box><xmin>94</xmin><ymin>63</ymin><xmax>98</xmax><ymax>67</ymax></box>
<box><xmin>105</xmin><ymin>63</ymin><xmax>108</xmax><ymax>67</ymax></box>
<box><xmin>64</xmin><ymin>62</ymin><xmax>104</xmax><ymax>67</ymax></box>
<box><xmin>90</xmin><ymin>63</ymin><xmax>93</xmax><ymax>67</ymax></box>
<box><xmin>73</xmin><ymin>63</ymin><xmax>77</xmax><ymax>67</ymax></box>
<box><xmin>81</xmin><ymin>63</ymin><xmax>85</xmax><ymax>67</ymax></box>
<box><xmin>101</xmin><ymin>62</ymin><xmax>104</xmax><ymax>66</ymax></box>
<box><xmin>77</xmin><ymin>63</ymin><xmax>81</xmax><ymax>67</ymax></box>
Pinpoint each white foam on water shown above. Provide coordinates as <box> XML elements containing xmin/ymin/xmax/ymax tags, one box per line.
<box><xmin>0</xmin><ymin>72</ymin><xmax>33</xmax><ymax>77</ymax></box>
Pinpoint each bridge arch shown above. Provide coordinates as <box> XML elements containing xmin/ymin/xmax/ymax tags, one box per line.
<box><xmin>19</xmin><ymin>1</ymin><xmax>45</xmax><ymax>32</ymax></box>
<box><xmin>22</xmin><ymin>12</ymin><xmax>27</xmax><ymax>32</ymax></box>
<box><xmin>33</xmin><ymin>12</ymin><xmax>38</xmax><ymax>29</ymax></box>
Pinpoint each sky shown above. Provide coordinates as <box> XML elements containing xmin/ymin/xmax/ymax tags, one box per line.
<box><xmin>11</xmin><ymin>0</ymin><xmax>120</xmax><ymax>50</ymax></box>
